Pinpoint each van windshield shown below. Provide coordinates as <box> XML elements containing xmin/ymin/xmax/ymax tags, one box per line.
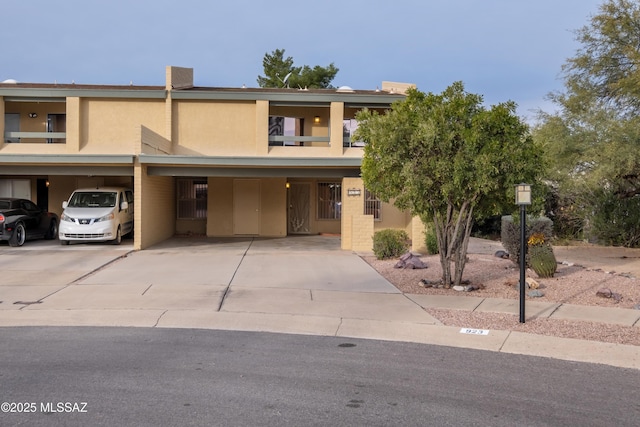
<box><xmin>68</xmin><ymin>192</ymin><xmax>117</xmax><ymax>208</ymax></box>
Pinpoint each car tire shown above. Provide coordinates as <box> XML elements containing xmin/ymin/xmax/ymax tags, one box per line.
<box><xmin>61</xmin><ymin>240</ymin><xmax>70</xmax><ymax>245</ymax></box>
<box><xmin>112</xmin><ymin>226</ymin><xmax>122</xmax><ymax>245</ymax></box>
<box><xmin>45</xmin><ymin>220</ymin><xmax>58</xmax><ymax>240</ymax></box>
<box><xmin>9</xmin><ymin>223</ymin><xmax>26</xmax><ymax>247</ymax></box>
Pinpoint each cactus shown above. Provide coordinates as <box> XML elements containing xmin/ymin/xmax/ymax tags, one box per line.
<box><xmin>527</xmin><ymin>233</ymin><xmax>557</xmax><ymax>278</ymax></box>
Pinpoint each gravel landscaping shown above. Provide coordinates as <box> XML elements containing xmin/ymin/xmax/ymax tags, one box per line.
<box><xmin>363</xmin><ymin>253</ymin><xmax>640</xmax><ymax>346</ymax></box>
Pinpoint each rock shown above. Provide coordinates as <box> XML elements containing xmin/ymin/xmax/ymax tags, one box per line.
<box><xmin>394</xmin><ymin>253</ymin><xmax>427</xmax><ymax>269</ymax></box>
<box><xmin>453</xmin><ymin>285</ymin><xmax>465</xmax><ymax>292</ymax></box>
<box><xmin>596</xmin><ymin>288</ymin><xmax>613</xmax><ymax>298</ymax></box>
<box><xmin>494</xmin><ymin>250</ymin><xmax>509</xmax><ymax>259</ymax></box>
<box><xmin>527</xmin><ymin>290</ymin><xmax>544</xmax><ymax>297</ymax></box>
<box><xmin>418</xmin><ymin>279</ymin><xmax>436</xmax><ymax>288</ymax></box>
<box><xmin>633</xmin><ymin>304</ymin><xmax>640</xmax><ymax>310</ymax></box>
<box><xmin>526</xmin><ymin>277</ymin><xmax>540</xmax><ymax>289</ymax></box>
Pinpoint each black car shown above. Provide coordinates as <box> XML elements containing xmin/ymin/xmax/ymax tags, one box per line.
<box><xmin>0</xmin><ymin>198</ymin><xmax>59</xmax><ymax>247</ymax></box>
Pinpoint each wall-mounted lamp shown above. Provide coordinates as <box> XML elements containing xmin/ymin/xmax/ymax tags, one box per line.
<box><xmin>45</xmin><ymin>180</ymin><xmax>50</xmax><ymax>188</ymax></box>
<box><xmin>28</xmin><ymin>113</ymin><xmax>38</xmax><ymax>118</ymax></box>
<box><xmin>314</xmin><ymin>116</ymin><xmax>320</xmax><ymax>124</ymax></box>
<box><xmin>285</xmin><ymin>182</ymin><xmax>290</xmax><ymax>189</ymax></box>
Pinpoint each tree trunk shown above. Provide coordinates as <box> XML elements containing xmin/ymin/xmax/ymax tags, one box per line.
<box><xmin>431</xmin><ymin>199</ymin><xmax>476</xmax><ymax>288</ymax></box>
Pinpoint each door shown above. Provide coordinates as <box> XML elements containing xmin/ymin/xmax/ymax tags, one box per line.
<box><xmin>288</xmin><ymin>182</ymin><xmax>310</xmax><ymax>234</ymax></box>
<box><xmin>233</xmin><ymin>179</ymin><xmax>260</xmax><ymax>235</ymax></box>
<box><xmin>4</xmin><ymin>113</ymin><xmax>20</xmax><ymax>143</ymax></box>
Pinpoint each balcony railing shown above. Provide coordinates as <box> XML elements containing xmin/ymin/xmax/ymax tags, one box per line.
<box><xmin>268</xmin><ymin>135</ymin><xmax>330</xmax><ymax>147</ymax></box>
<box><xmin>4</xmin><ymin>131</ymin><xmax>66</xmax><ymax>143</ymax></box>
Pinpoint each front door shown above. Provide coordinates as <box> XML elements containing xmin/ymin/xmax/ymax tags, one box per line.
<box><xmin>288</xmin><ymin>182</ymin><xmax>310</xmax><ymax>234</ymax></box>
<box><xmin>233</xmin><ymin>179</ymin><xmax>260</xmax><ymax>235</ymax></box>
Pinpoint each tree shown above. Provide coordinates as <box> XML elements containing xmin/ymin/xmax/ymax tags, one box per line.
<box><xmin>535</xmin><ymin>0</ymin><xmax>640</xmax><ymax>245</ymax></box>
<box><xmin>562</xmin><ymin>0</ymin><xmax>640</xmax><ymax>118</ymax></box>
<box><xmin>356</xmin><ymin>82</ymin><xmax>544</xmax><ymax>287</ymax></box>
<box><xmin>257</xmin><ymin>49</ymin><xmax>338</xmax><ymax>89</ymax></box>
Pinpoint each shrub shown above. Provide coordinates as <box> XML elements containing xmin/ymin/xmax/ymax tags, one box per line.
<box><xmin>501</xmin><ymin>215</ymin><xmax>553</xmax><ymax>265</ymax></box>
<box><xmin>372</xmin><ymin>229</ymin><xmax>410</xmax><ymax>260</ymax></box>
<box><xmin>424</xmin><ymin>224</ymin><xmax>439</xmax><ymax>255</ymax></box>
<box><xmin>589</xmin><ymin>189</ymin><xmax>640</xmax><ymax>247</ymax></box>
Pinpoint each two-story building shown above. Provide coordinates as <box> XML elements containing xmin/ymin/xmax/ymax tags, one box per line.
<box><xmin>0</xmin><ymin>66</ymin><xmax>426</xmax><ymax>252</ymax></box>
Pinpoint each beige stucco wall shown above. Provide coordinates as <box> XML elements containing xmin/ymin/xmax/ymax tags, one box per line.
<box><xmin>80</xmin><ymin>99</ymin><xmax>165</xmax><ymax>153</ymax></box>
<box><xmin>137</xmin><ymin>170</ymin><xmax>175</xmax><ymax>249</ymax></box>
<box><xmin>174</xmin><ymin>101</ymin><xmax>256</xmax><ymax>155</ymax></box>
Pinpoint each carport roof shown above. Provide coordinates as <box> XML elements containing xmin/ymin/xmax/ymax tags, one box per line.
<box><xmin>138</xmin><ymin>154</ymin><xmax>362</xmax><ymax>178</ymax></box>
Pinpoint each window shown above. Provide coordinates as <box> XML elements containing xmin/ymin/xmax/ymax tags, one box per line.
<box><xmin>4</xmin><ymin>113</ymin><xmax>20</xmax><ymax>143</ymax></box>
<box><xmin>364</xmin><ymin>188</ymin><xmax>382</xmax><ymax>220</ymax></box>
<box><xmin>177</xmin><ymin>178</ymin><xmax>208</xmax><ymax>219</ymax></box>
<box><xmin>269</xmin><ymin>116</ymin><xmax>304</xmax><ymax>146</ymax></box>
<box><xmin>343</xmin><ymin>119</ymin><xmax>365</xmax><ymax>147</ymax></box>
<box><xmin>317</xmin><ymin>182</ymin><xmax>341</xmax><ymax>220</ymax></box>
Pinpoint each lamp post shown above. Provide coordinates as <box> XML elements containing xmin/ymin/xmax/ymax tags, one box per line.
<box><xmin>515</xmin><ymin>183</ymin><xmax>531</xmax><ymax>323</ymax></box>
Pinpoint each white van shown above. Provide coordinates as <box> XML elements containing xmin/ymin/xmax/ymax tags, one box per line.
<box><xmin>59</xmin><ymin>187</ymin><xmax>134</xmax><ymax>245</ymax></box>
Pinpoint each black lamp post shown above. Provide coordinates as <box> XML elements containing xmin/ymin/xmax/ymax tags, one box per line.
<box><xmin>515</xmin><ymin>183</ymin><xmax>531</xmax><ymax>323</ymax></box>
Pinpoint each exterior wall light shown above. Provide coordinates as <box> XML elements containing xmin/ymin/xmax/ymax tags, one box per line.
<box><xmin>515</xmin><ymin>183</ymin><xmax>531</xmax><ymax>323</ymax></box>
<box><xmin>314</xmin><ymin>116</ymin><xmax>320</xmax><ymax>123</ymax></box>
<box><xmin>28</xmin><ymin>113</ymin><xmax>38</xmax><ymax>118</ymax></box>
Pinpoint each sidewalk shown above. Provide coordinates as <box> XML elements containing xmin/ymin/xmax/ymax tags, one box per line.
<box><xmin>0</xmin><ymin>236</ymin><xmax>638</xmax><ymax>370</ymax></box>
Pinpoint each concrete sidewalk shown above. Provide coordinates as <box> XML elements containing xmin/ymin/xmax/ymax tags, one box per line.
<box><xmin>0</xmin><ymin>236</ymin><xmax>638</xmax><ymax>370</ymax></box>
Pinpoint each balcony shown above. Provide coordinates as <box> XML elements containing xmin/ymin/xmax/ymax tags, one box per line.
<box><xmin>4</xmin><ymin>131</ymin><xmax>66</xmax><ymax>144</ymax></box>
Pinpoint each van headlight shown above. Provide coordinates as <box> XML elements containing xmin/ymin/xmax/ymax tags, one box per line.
<box><xmin>61</xmin><ymin>213</ymin><xmax>74</xmax><ymax>223</ymax></box>
<box><xmin>95</xmin><ymin>213</ymin><xmax>115</xmax><ymax>223</ymax></box>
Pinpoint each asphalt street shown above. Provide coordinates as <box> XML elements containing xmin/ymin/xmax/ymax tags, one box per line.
<box><xmin>0</xmin><ymin>327</ymin><xmax>638</xmax><ymax>426</ymax></box>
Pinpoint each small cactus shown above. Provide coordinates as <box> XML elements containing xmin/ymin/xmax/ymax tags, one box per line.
<box><xmin>527</xmin><ymin>233</ymin><xmax>557</xmax><ymax>278</ymax></box>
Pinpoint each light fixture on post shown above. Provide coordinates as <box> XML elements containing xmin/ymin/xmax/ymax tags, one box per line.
<box><xmin>28</xmin><ymin>112</ymin><xmax>38</xmax><ymax>118</ymax></box>
<box><xmin>314</xmin><ymin>116</ymin><xmax>320</xmax><ymax>124</ymax></box>
<box><xmin>515</xmin><ymin>183</ymin><xmax>531</xmax><ymax>323</ymax></box>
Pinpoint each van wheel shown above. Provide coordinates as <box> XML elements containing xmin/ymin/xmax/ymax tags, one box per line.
<box><xmin>112</xmin><ymin>227</ymin><xmax>122</xmax><ymax>245</ymax></box>
<box><xmin>61</xmin><ymin>240</ymin><xmax>70</xmax><ymax>245</ymax></box>
<box><xmin>9</xmin><ymin>223</ymin><xmax>26</xmax><ymax>247</ymax></box>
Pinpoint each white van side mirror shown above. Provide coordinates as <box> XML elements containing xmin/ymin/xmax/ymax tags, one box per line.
<box><xmin>62</xmin><ymin>201</ymin><xmax>68</xmax><ymax>209</ymax></box>
<box><xmin>120</xmin><ymin>200</ymin><xmax>129</xmax><ymax>210</ymax></box>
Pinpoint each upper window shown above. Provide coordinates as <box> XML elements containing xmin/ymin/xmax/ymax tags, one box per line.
<box><xmin>269</xmin><ymin>116</ymin><xmax>304</xmax><ymax>146</ymax></box>
<box><xmin>317</xmin><ymin>182</ymin><xmax>341</xmax><ymax>220</ymax></box>
<box><xmin>343</xmin><ymin>119</ymin><xmax>365</xmax><ymax>147</ymax></box>
<box><xmin>177</xmin><ymin>178</ymin><xmax>208</xmax><ymax>219</ymax></box>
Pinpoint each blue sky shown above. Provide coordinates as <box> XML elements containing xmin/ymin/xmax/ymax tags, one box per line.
<box><xmin>2</xmin><ymin>0</ymin><xmax>603</xmax><ymax>122</ymax></box>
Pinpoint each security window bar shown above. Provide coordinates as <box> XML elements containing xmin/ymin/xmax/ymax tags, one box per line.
<box><xmin>364</xmin><ymin>188</ymin><xmax>382</xmax><ymax>220</ymax></box>
<box><xmin>317</xmin><ymin>182</ymin><xmax>342</xmax><ymax>220</ymax></box>
<box><xmin>177</xmin><ymin>178</ymin><xmax>208</xmax><ymax>219</ymax></box>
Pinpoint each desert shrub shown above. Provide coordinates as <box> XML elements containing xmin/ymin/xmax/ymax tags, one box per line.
<box><xmin>424</xmin><ymin>224</ymin><xmax>439</xmax><ymax>255</ymax></box>
<box><xmin>589</xmin><ymin>189</ymin><xmax>640</xmax><ymax>247</ymax></box>
<box><xmin>501</xmin><ymin>215</ymin><xmax>553</xmax><ymax>265</ymax></box>
<box><xmin>372</xmin><ymin>229</ymin><xmax>410</xmax><ymax>260</ymax></box>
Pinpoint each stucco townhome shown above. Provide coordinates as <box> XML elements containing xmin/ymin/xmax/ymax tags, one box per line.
<box><xmin>0</xmin><ymin>66</ymin><xmax>426</xmax><ymax>252</ymax></box>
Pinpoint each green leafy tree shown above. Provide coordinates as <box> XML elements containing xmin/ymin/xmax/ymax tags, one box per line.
<box><xmin>257</xmin><ymin>49</ymin><xmax>338</xmax><ymax>89</ymax></box>
<box><xmin>535</xmin><ymin>0</ymin><xmax>640</xmax><ymax>245</ymax></box>
<box><xmin>356</xmin><ymin>82</ymin><xmax>544</xmax><ymax>287</ymax></box>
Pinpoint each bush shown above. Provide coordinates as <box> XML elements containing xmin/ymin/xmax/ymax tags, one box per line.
<box><xmin>372</xmin><ymin>229</ymin><xmax>410</xmax><ymax>260</ymax></box>
<box><xmin>424</xmin><ymin>224</ymin><xmax>439</xmax><ymax>255</ymax></box>
<box><xmin>589</xmin><ymin>189</ymin><xmax>640</xmax><ymax>247</ymax></box>
<box><xmin>501</xmin><ymin>215</ymin><xmax>553</xmax><ymax>265</ymax></box>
